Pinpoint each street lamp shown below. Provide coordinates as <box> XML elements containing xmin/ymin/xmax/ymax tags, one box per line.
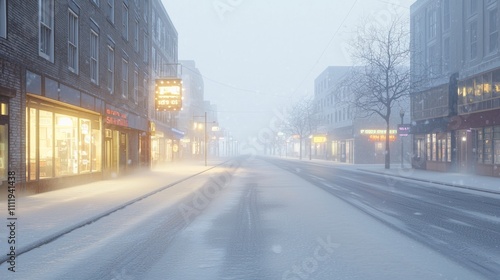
<box><xmin>400</xmin><ymin>108</ymin><xmax>405</xmax><ymax>168</ymax></box>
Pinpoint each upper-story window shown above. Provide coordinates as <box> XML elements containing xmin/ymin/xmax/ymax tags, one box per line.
<box><xmin>134</xmin><ymin>19</ymin><xmax>139</xmax><ymax>52</ymax></box>
<box><xmin>428</xmin><ymin>9</ymin><xmax>437</xmax><ymax>39</ymax></box>
<box><xmin>0</xmin><ymin>0</ymin><xmax>6</xmax><ymax>39</ymax></box>
<box><xmin>443</xmin><ymin>37</ymin><xmax>450</xmax><ymax>73</ymax></box>
<box><xmin>90</xmin><ymin>30</ymin><xmax>99</xmax><ymax>84</ymax></box>
<box><xmin>144</xmin><ymin>0</ymin><xmax>149</xmax><ymax>23</ymax></box>
<box><xmin>489</xmin><ymin>8</ymin><xmax>498</xmax><ymax>54</ymax></box>
<box><xmin>68</xmin><ymin>9</ymin><xmax>79</xmax><ymax>73</ymax></box>
<box><xmin>39</xmin><ymin>0</ymin><xmax>54</xmax><ymax>62</ymax></box>
<box><xmin>470</xmin><ymin>0</ymin><xmax>478</xmax><ymax>15</ymax></box>
<box><xmin>470</xmin><ymin>20</ymin><xmax>478</xmax><ymax>60</ymax></box>
<box><xmin>107</xmin><ymin>45</ymin><xmax>114</xmax><ymax>94</ymax></box>
<box><xmin>133</xmin><ymin>70</ymin><xmax>138</xmax><ymax>104</ymax></box>
<box><xmin>143</xmin><ymin>33</ymin><xmax>149</xmax><ymax>64</ymax></box>
<box><xmin>122</xmin><ymin>3</ymin><xmax>128</xmax><ymax>40</ymax></box>
<box><xmin>121</xmin><ymin>59</ymin><xmax>129</xmax><ymax>99</ymax></box>
<box><xmin>92</xmin><ymin>0</ymin><xmax>99</xmax><ymax>6</ymax></box>
<box><xmin>106</xmin><ymin>0</ymin><xmax>114</xmax><ymax>23</ymax></box>
<box><xmin>443</xmin><ymin>0</ymin><xmax>450</xmax><ymax>31</ymax></box>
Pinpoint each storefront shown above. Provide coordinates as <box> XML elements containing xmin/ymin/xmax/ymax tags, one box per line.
<box><xmin>26</xmin><ymin>95</ymin><xmax>102</xmax><ymax>190</ymax></box>
<box><xmin>150</xmin><ymin>122</ymin><xmax>184</xmax><ymax>165</ymax></box>
<box><xmin>103</xmin><ymin>104</ymin><xmax>148</xmax><ymax>176</ymax></box>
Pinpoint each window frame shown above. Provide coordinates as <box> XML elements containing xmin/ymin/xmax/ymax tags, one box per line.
<box><xmin>0</xmin><ymin>0</ymin><xmax>6</xmax><ymax>39</ymax></box>
<box><xmin>68</xmin><ymin>8</ymin><xmax>79</xmax><ymax>74</ymax></box>
<box><xmin>107</xmin><ymin>45</ymin><xmax>114</xmax><ymax>94</ymax></box>
<box><xmin>39</xmin><ymin>0</ymin><xmax>55</xmax><ymax>62</ymax></box>
<box><xmin>90</xmin><ymin>29</ymin><xmax>99</xmax><ymax>85</ymax></box>
<box><xmin>121</xmin><ymin>59</ymin><xmax>128</xmax><ymax>99</ymax></box>
<box><xmin>122</xmin><ymin>3</ymin><xmax>129</xmax><ymax>40</ymax></box>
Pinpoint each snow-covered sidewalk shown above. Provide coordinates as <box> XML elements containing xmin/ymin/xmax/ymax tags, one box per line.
<box><xmin>270</xmin><ymin>156</ymin><xmax>500</xmax><ymax>194</ymax></box>
<box><xmin>0</xmin><ymin>160</ymin><xmax>223</xmax><ymax>262</ymax></box>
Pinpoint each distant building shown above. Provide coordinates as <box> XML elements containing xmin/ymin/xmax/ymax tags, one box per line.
<box><xmin>410</xmin><ymin>0</ymin><xmax>500</xmax><ymax>177</ymax></box>
<box><xmin>313</xmin><ymin>66</ymin><xmax>408</xmax><ymax>164</ymax></box>
<box><xmin>178</xmin><ymin>60</ymin><xmax>206</xmax><ymax>158</ymax></box>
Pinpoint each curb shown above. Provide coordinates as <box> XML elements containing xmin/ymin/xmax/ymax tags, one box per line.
<box><xmin>356</xmin><ymin>169</ymin><xmax>500</xmax><ymax>195</ymax></box>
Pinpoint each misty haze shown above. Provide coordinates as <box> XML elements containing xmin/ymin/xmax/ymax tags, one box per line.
<box><xmin>0</xmin><ymin>0</ymin><xmax>499</xmax><ymax>279</ymax></box>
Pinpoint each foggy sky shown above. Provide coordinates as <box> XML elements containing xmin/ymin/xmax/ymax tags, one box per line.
<box><xmin>162</xmin><ymin>0</ymin><xmax>414</xmax><ymax>141</ymax></box>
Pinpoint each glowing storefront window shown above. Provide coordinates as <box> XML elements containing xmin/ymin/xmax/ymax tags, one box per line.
<box><xmin>55</xmin><ymin>114</ymin><xmax>78</xmax><ymax>176</ymax></box>
<box><xmin>26</xmin><ymin>102</ymin><xmax>102</xmax><ymax>181</ymax></box>
<box><xmin>29</xmin><ymin>108</ymin><xmax>38</xmax><ymax>181</ymax></box>
<box><xmin>91</xmin><ymin>119</ymin><xmax>102</xmax><ymax>172</ymax></box>
<box><xmin>39</xmin><ymin>110</ymin><xmax>53</xmax><ymax>178</ymax></box>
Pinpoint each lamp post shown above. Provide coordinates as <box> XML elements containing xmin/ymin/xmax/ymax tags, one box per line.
<box><xmin>400</xmin><ymin>109</ymin><xmax>405</xmax><ymax>168</ymax></box>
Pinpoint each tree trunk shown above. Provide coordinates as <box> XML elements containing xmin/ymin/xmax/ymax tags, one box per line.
<box><xmin>385</xmin><ymin>120</ymin><xmax>391</xmax><ymax>169</ymax></box>
<box><xmin>299</xmin><ymin>137</ymin><xmax>303</xmax><ymax>160</ymax></box>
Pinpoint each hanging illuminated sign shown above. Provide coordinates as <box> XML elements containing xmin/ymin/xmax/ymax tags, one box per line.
<box><xmin>155</xmin><ymin>78</ymin><xmax>182</xmax><ymax>111</ymax></box>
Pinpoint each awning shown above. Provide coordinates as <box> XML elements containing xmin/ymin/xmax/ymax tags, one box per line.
<box><xmin>171</xmin><ymin>128</ymin><xmax>185</xmax><ymax>139</ymax></box>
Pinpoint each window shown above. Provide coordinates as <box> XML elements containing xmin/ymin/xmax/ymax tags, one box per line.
<box><xmin>134</xmin><ymin>19</ymin><xmax>139</xmax><ymax>52</ymax></box>
<box><xmin>443</xmin><ymin>0</ymin><xmax>450</xmax><ymax>31</ymax></box>
<box><xmin>122</xmin><ymin>59</ymin><xmax>128</xmax><ymax>99</ymax></box>
<box><xmin>90</xmin><ymin>30</ymin><xmax>99</xmax><ymax>84</ymax></box>
<box><xmin>144</xmin><ymin>0</ymin><xmax>149</xmax><ymax>23</ymax></box>
<box><xmin>26</xmin><ymin>103</ymin><xmax>102</xmax><ymax>181</ymax></box>
<box><xmin>68</xmin><ymin>9</ymin><xmax>79</xmax><ymax>73</ymax></box>
<box><xmin>143</xmin><ymin>34</ymin><xmax>149</xmax><ymax>63</ymax></box>
<box><xmin>92</xmin><ymin>0</ymin><xmax>99</xmax><ymax>6</ymax></box>
<box><xmin>107</xmin><ymin>0</ymin><xmax>114</xmax><ymax>23</ymax></box>
<box><xmin>443</xmin><ymin>37</ymin><xmax>450</xmax><ymax>73</ymax></box>
<box><xmin>484</xmin><ymin>127</ymin><xmax>493</xmax><ymax>164</ymax></box>
<box><xmin>133</xmin><ymin>70</ymin><xmax>138</xmax><ymax>104</ymax></box>
<box><xmin>142</xmin><ymin>77</ymin><xmax>148</xmax><ymax>110</ymax></box>
<box><xmin>428</xmin><ymin>10</ymin><xmax>437</xmax><ymax>39</ymax></box>
<box><xmin>107</xmin><ymin>46</ymin><xmax>114</xmax><ymax>94</ymax></box>
<box><xmin>0</xmin><ymin>0</ymin><xmax>6</xmax><ymax>38</ymax></box>
<box><xmin>495</xmin><ymin>126</ymin><xmax>500</xmax><ymax>164</ymax></box>
<box><xmin>493</xmin><ymin>70</ymin><xmax>500</xmax><ymax>98</ymax></box>
<box><xmin>470</xmin><ymin>0</ymin><xmax>477</xmax><ymax>15</ymax></box>
<box><xmin>122</xmin><ymin>3</ymin><xmax>128</xmax><ymax>40</ymax></box>
<box><xmin>39</xmin><ymin>0</ymin><xmax>54</xmax><ymax>61</ymax></box>
<box><xmin>489</xmin><ymin>8</ymin><xmax>498</xmax><ymax>54</ymax></box>
<box><xmin>470</xmin><ymin>20</ymin><xmax>478</xmax><ymax>60</ymax></box>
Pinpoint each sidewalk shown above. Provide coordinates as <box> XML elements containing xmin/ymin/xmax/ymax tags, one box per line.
<box><xmin>272</xmin><ymin>156</ymin><xmax>500</xmax><ymax>194</ymax></box>
<box><xmin>0</xmin><ymin>160</ymin><xmax>224</xmax><ymax>257</ymax></box>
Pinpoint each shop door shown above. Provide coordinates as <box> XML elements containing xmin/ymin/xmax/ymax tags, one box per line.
<box><xmin>104</xmin><ymin>129</ymin><xmax>119</xmax><ymax>176</ymax></box>
<box><xmin>119</xmin><ymin>132</ymin><xmax>127</xmax><ymax>171</ymax></box>
<box><xmin>457</xmin><ymin>130</ymin><xmax>476</xmax><ymax>173</ymax></box>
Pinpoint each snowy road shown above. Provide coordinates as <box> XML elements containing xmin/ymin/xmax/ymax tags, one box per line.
<box><xmin>1</xmin><ymin>157</ymin><xmax>493</xmax><ymax>279</ymax></box>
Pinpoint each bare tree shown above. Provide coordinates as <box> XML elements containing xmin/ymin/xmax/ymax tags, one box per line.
<box><xmin>284</xmin><ymin>96</ymin><xmax>318</xmax><ymax>160</ymax></box>
<box><xmin>345</xmin><ymin>15</ymin><xmax>411</xmax><ymax>169</ymax></box>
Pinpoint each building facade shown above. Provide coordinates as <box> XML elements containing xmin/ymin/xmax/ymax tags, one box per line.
<box><xmin>411</xmin><ymin>0</ymin><xmax>500</xmax><ymax>176</ymax></box>
<box><xmin>314</xmin><ymin>66</ymin><xmax>408</xmax><ymax>164</ymax></box>
<box><xmin>0</xmin><ymin>0</ymin><xmax>156</xmax><ymax>193</ymax></box>
<box><xmin>149</xmin><ymin>0</ymin><xmax>180</xmax><ymax>166</ymax></box>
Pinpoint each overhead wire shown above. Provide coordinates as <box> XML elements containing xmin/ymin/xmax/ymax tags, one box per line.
<box><xmin>180</xmin><ymin>0</ymin><xmax>360</xmax><ymax>100</ymax></box>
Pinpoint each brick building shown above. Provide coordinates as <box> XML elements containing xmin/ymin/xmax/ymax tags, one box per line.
<box><xmin>411</xmin><ymin>0</ymin><xmax>500</xmax><ymax>177</ymax></box>
<box><xmin>0</xmin><ymin>0</ymin><xmax>159</xmax><ymax>193</ymax></box>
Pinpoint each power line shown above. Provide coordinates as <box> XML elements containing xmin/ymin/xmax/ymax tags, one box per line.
<box><xmin>289</xmin><ymin>0</ymin><xmax>359</xmax><ymax>97</ymax></box>
<box><xmin>181</xmin><ymin>1</ymin><xmax>359</xmax><ymax>99</ymax></box>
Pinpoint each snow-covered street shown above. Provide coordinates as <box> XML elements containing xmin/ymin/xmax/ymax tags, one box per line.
<box><xmin>1</xmin><ymin>157</ymin><xmax>494</xmax><ymax>279</ymax></box>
